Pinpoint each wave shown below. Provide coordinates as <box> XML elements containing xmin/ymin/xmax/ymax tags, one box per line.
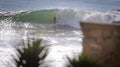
<box><xmin>83</xmin><ymin>11</ymin><xmax>120</xmax><ymax>23</ymax></box>
<box><xmin>0</xmin><ymin>9</ymin><xmax>120</xmax><ymax>28</ymax></box>
<box><xmin>0</xmin><ymin>9</ymin><xmax>59</xmax><ymax>23</ymax></box>
<box><xmin>55</xmin><ymin>9</ymin><xmax>89</xmax><ymax>28</ymax></box>
<box><xmin>55</xmin><ymin>9</ymin><xmax>120</xmax><ymax>28</ymax></box>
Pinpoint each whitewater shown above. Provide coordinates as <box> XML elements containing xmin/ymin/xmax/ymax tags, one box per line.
<box><xmin>0</xmin><ymin>9</ymin><xmax>120</xmax><ymax>67</ymax></box>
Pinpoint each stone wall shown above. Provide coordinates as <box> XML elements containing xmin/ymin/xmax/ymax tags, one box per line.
<box><xmin>81</xmin><ymin>22</ymin><xmax>120</xmax><ymax>67</ymax></box>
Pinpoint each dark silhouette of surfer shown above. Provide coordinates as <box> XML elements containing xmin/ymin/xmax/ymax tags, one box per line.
<box><xmin>53</xmin><ymin>17</ymin><xmax>56</xmax><ymax>24</ymax></box>
<box><xmin>117</xmin><ymin>9</ymin><xmax>120</xmax><ymax>12</ymax></box>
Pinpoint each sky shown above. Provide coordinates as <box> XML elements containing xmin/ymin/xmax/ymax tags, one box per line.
<box><xmin>0</xmin><ymin>0</ymin><xmax>120</xmax><ymax>11</ymax></box>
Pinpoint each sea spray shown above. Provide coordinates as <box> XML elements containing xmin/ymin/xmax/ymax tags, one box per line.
<box><xmin>55</xmin><ymin>9</ymin><xmax>120</xmax><ymax>28</ymax></box>
<box><xmin>83</xmin><ymin>12</ymin><xmax>117</xmax><ymax>23</ymax></box>
<box><xmin>56</xmin><ymin>9</ymin><xmax>84</xmax><ymax>28</ymax></box>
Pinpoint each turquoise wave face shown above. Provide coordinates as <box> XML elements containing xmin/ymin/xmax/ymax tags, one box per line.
<box><xmin>0</xmin><ymin>9</ymin><xmax>60</xmax><ymax>23</ymax></box>
<box><xmin>0</xmin><ymin>9</ymin><xmax>88</xmax><ymax>22</ymax></box>
<box><xmin>11</xmin><ymin>9</ymin><xmax>59</xmax><ymax>23</ymax></box>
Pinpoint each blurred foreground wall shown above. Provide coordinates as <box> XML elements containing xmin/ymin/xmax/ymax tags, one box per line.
<box><xmin>81</xmin><ymin>22</ymin><xmax>120</xmax><ymax>67</ymax></box>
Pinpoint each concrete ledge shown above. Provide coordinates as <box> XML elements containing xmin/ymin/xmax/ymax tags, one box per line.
<box><xmin>81</xmin><ymin>22</ymin><xmax>120</xmax><ymax>67</ymax></box>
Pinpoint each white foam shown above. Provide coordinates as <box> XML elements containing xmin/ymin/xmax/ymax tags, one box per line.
<box><xmin>83</xmin><ymin>12</ymin><xmax>116</xmax><ymax>23</ymax></box>
<box><xmin>56</xmin><ymin>9</ymin><xmax>120</xmax><ymax>28</ymax></box>
<box><xmin>56</xmin><ymin>9</ymin><xmax>84</xmax><ymax>28</ymax></box>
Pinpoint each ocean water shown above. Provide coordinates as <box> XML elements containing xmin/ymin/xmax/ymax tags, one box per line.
<box><xmin>0</xmin><ymin>0</ymin><xmax>120</xmax><ymax>67</ymax></box>
<box><xmin>0</xmin><ymin>9</ymin><xmax>120</xmax><ymax>67</ymax></box>
<box><xmin>0</xmin><ymin>9</ymin><xmax>83</xmax><ymax>67</ymax></box>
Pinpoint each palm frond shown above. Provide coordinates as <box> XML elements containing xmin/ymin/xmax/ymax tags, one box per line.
<box><xmin>14</xmin><ymin>39</ymin><xmax>48</xmax><ymax>67</ymax></box>
<box><xmin>67</xmin><ymin>52</ymin><xmax>100</xmax><ymax>67</ymax></box>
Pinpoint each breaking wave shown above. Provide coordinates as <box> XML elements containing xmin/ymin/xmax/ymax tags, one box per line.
<box><xmin>0</xmin><ymin>9</ymin><xmax>120</xmax><ymax>28</ymax></box>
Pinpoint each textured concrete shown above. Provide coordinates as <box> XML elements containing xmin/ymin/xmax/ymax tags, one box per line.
<box><xmin>81</xmin><ymin>22</ymin><xmax>120</xmax><ymax>67</ymax></box>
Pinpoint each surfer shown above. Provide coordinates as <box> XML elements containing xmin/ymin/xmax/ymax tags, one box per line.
<box><xmin>53</xmin><ymin>17</ymin><xmax>56</xmax><ymax>24</ymax></box>
<box><xmin>117</xmin><ymin>9</ymin><xmax>120</xmax><ymax>12</ymax></box>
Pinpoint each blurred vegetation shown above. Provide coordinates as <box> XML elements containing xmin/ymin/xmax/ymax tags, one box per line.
<box><xmin>14</xmin><ymin>39</ymin><xmax>48</xmax><ymax>67</ymax></box>
<box><xmin>67</xmin><ymin>52</ymin><xmax>100</xmax><ymax>67</ymax></box>
<box><xmin>13</xmin><ymin>38</ymin><xmax>99</xmax><ymax>67</ymax></box>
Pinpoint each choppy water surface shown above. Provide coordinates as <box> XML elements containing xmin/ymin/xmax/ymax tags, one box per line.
<box><xmin>1</xmin><ymin>8</ymin><xmax>120</xmax><ymax>67</ymax></box>
<box><xmin>0</xmin><ymin>20</ymin><xmax>83</xmax><ymax>67</ymax></box>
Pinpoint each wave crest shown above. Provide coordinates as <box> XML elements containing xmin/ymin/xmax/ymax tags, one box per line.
<box><xmin>0</xmin><ymin>9</ymin><xmax>120</xmax><ymax>28</ymax></box>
